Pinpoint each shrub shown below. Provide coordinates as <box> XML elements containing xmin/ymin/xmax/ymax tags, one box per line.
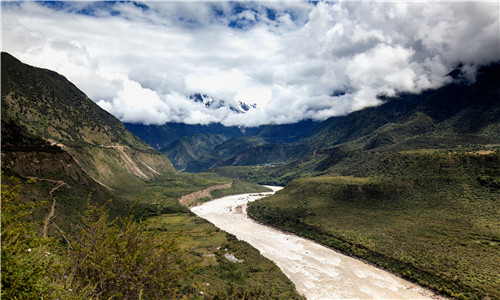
<box><xmin>1</xmin><ymin>174</ymin><xmax>55</xmax><ymax>299</ymax></box>
<box><xmin>66</xmin><ymin>202</ymin><xmax>194</xmax><ymax>299</ymax></box>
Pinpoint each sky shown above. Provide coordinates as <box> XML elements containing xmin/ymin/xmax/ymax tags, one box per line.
<box><xmin>2</xmin><ymin>1</ymin><xmax>499</xmax><ymax>127</ymax></box>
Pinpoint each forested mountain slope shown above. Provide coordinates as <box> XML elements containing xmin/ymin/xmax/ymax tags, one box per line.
<box><xmin>211</xmin><ymin>63</ymin><xmax>500</xmax><ymax>184</ymax></box>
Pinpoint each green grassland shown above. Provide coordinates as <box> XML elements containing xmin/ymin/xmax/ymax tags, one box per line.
<box><xmin>147</xmin><ymin>213</ymin><xmax>304</xmax><ymax>299</ymax></box>
<box><xmin>119</xmin><ymin>174</ymin><xmax>296</xmax><ymax>298</ymax></box>
<box><xmin>248</xmin><ymin>150</ymin><xmax>500</xmax><ymax>299</ymax></box>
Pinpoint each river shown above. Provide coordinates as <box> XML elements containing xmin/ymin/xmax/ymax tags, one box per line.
<box><xmin>191</xmin><ymin>186</ymin><xmax>444</xmax><ymax>300</ymax></box>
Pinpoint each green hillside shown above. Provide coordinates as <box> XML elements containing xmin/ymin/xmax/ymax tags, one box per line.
<box><xmin>1</xmin><ymin>52</ymin><xmax>175</xmax><ymax>190</ymax></box>
<box><xmin>240</xmin><ymin>65</ymin><xmax>500</xmax><ymax>299</ymax></box>
<box><xmin>242</xmin><ymin>65</ymin><xmax>500</xmax><ymax>299</ymax></box>
<box><xmin>211</xmin><ymin>64</ymin><xmax>500</xmax><ymax>186</ymax></box>
<box><xmin>185</xmin><ymin>135</ymin><xmax>269</xmax><ymax>172</ymax></box>
<box><xmin>248</xmin><ymin>150</ymin><xmax>500</xmax><ymax>299</ymax></box>
<box><xmin>125</xmin><ymin>121</ymin><xmax>244</xmax><ymax>150</ymax></box>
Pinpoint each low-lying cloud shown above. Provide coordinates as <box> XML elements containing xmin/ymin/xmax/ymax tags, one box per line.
<box><xmin>2</xmin><ymin>1</ymin><xmax>499</xmax><ymax>127</ymax></box>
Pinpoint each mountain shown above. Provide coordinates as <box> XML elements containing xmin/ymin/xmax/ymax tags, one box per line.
<box><xmin>189</xmin><ymin>93</ymin><xmax>257</xmax><ymax>113</ymax></box>
<box><xmin>1</xmin><ymin>52</ymin><xmax>175</xmax><ymax>191</ymax></box>
<box><xmin>241</xmin><ymin>64</ymin><xmax>500</xmax><ymax>299</ymax></box>
<box><xmin>160</xmin><ymin>134</ymin><xmax>229</xmax><ymax>171</ymax></box>
<box><xmin>208</xmin><ymin>63</ymin><xmax>500</xmax><ymax>180</ymax></box>
<box><xmin>306</xmin><ymin>63</ymin><xmax>500</xmax><ymax>152</ymax></box>
<box><xmin>1</xmin><ymin>51</ymin><xmax>179</xmax><ymax>230</ymax></box>
<box><xmin>1</xmin><ymin>115</ymin><xmax>132</xmax><ymax>232</ymax></box>
<box><xmin>124</xmin><ymin>121</ymin><xmax>245</xmax><ymax>150</ymax></box>
<box><xmin>127</xmin><ymin>119</ymin><xmax>319</xmax><ymax>172</ymax></box>
<box><xmin>185</xmin><ymin>135</ymin><xmax>269</xmax><ymax>172</ymax></box>
<box><xmin>140</xmin><ymin>64</ymin><xmax>498</xmax><ymax>174</ymax></box>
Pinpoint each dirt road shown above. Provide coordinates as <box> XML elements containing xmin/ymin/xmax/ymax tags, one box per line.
<box><xmin>191</xmin><ymin>186</ymin><xmax>444</xmax><ymax>300</ymax></box>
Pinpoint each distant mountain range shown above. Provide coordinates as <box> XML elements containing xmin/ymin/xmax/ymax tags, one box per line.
<box><xmin>124</xmin><ymin>119</ymin><xmax>319</xmax><ymax>171</ymax></box>
<box><xmin>189</xmin><ymin>93</ymin><xmax>257</xmax><ymax>113</ymax></box>
<box><xmin>126</xmin><ymin>63</ymin><xmax>500</xmax><ymax>174</ymax></box>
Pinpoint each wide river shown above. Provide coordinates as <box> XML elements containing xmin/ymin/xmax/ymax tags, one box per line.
<box><xmin>191</xmin><ymin>186</ymin><xmax>444</xmax><ymax>300</ymax></box>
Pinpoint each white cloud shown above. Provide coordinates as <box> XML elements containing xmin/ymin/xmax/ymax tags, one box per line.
<box><xmin>2</xmin><ymin>1</ymin><xmax>499</xmax><ymax>127</ymax></box>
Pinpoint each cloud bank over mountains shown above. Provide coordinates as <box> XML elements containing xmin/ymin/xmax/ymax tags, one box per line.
<box><xmin>2</xmin><ymin>1</ymin><xmax>499</xmax><ymax>126</ymax></box>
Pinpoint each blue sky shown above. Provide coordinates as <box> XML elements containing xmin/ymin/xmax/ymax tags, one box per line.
<box><xmin>2</xmin><ymin>1</ymin><xmax>499</xmax><ymax>126</ymax></box>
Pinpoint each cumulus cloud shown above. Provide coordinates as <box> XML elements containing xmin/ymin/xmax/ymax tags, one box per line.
<box><xmin>2</xmin><ymin>1</ymin><xmax>499</xmax><ymax>127</ymax></box>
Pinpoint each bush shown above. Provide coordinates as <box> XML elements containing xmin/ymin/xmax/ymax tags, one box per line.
<box><xmin>1</xmin><ymin>174</ymin><xmax>55</xmax><ymax>299</ymax></box>
<box><xmin>1</xmin><ymin>173</ymin><xmax>195</xmax><ymax>299</ymax></box>
<box><xmin>66</xmin><ymin>202</ymin><xmax>194</xmax><ymax>299</ymax></box>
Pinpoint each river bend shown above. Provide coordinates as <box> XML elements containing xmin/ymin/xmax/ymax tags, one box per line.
<box><xmin>191</xmin><ymin>187</ymin><xmax>443</xmax><ymax>300</ymax></box>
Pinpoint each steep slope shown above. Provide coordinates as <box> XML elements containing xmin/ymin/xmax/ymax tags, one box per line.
<box><xmin>160</xmin><ymin>134</ymin><xmax>228</xmax><ymax>171</ymax></box>
<box><xmin>1</xmin><ymin>116</ymin><xmax>131</xmax><ymax>233</ymax></box>
<box><xmin>308</xmin><ymin>64</ymin><xmax>500</xmax><ymax>151</ymax></box>
<box><xmin>1</xmin><ymin>52</ymin><xmax>175</xmax><ymax>190</ymax></box>
<box><xmin>127</xmin><ymin>120</ymin><xmax>318</xmax><ymax>172</ymax></box>
<box><xmin>185</xmin><ymin>135</ymin><xmax>268</xmax><ymax>172</ymax></box>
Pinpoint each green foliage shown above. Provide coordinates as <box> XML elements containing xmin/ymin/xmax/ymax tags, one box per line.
<box><xmin>185</xmin><ymin>135</ymin><xmax>269</xmax><ymax>172</ymax></box>
<box><xmin>0</xmin><ymin>174</ymin><xmax>198</xmax><ymax>299</ymax></box>
<box><xmin>1</xmin><ymin>174</ymin><xmax>55</xmax><ymax>299</ymax></box>
<box><xmin>66</xmin><ymin>202</ymin><xmax>193</xmax><ymax>299</ymax></box>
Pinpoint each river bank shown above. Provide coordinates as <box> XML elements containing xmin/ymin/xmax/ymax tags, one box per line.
<box><xmin>191</xmin><ymin>187</ymin><xmax>444</xmax><ymax>299</ymax></box>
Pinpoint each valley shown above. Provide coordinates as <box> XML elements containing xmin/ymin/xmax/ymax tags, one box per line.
<box><xmin>192</xmin><ymin>188</ymin><xmax>444</xmax><ymax>300</ymax></box>
<box><xmin>2</xmin><ymin>46</ymin><xmax>499</xmax><ymax>299</ymax></box>
<box><xmin>0</xmin><ymin>52</ymin><xmax>302</xmax><ymax>299</ymax></box>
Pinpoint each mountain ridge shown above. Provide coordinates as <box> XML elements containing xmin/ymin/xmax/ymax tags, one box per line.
<box><xmin>1</xmin><ymin>52</ymin><xmax>175</xmax><ymax>189</ymax></box>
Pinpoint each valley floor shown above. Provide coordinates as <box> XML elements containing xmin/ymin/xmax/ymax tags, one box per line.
<box><xmin>191</xmin><ymin>188</ymin><xmax>444</xmax><ymax>300</ymax></box>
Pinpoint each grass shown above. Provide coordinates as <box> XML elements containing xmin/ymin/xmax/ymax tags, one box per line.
<box><xmin>248</xmin><ymin>150</ymin><xmax>500</xmax><ymax>300</ymax></box>
<box><xmin>146</xmin><ymin>212</ymin><xmax>304</xmax><ymax>299</ymax></box>
<box><xmin>109</xmin><ymin>171</ymin><xmax>300</xmax><ymax>298</ymax></box>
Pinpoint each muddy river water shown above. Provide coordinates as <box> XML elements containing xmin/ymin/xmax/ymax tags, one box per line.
<box><xmin>191</xmin><ymin>186</ymin><xmax>444</xmax><ymax>300</ymax></box>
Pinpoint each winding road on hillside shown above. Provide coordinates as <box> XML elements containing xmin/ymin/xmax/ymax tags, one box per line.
<box><xmin>191</xmin><ymin>186</ymin><xmax>445</xmax><ymax>300</ymax></box>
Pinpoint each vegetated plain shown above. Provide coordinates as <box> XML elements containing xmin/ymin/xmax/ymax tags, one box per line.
<box><xmin>116</xmin><ymin>173</ymin><xmax>301</xmax><ymax>299</ymax></box>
